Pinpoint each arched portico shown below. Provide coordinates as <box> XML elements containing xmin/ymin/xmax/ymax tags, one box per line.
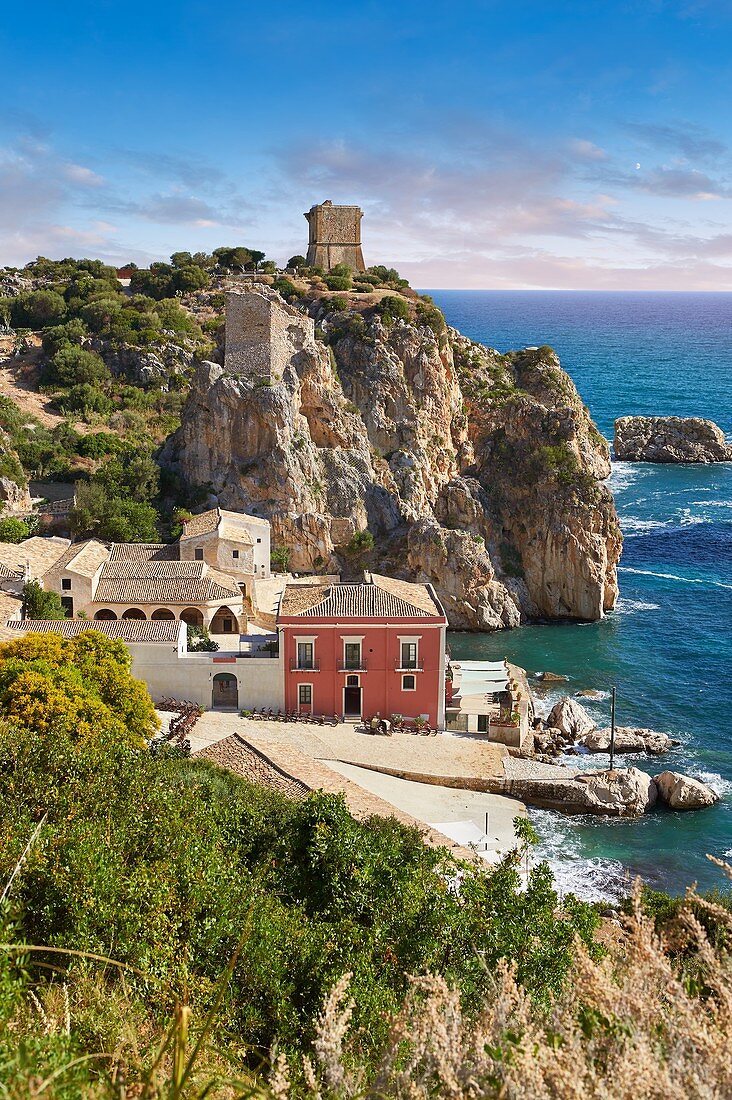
<box><xmin>180</xmin><ymin>607</ymin><xmax>204</xmax><ymax>628</ymax></box>
<box><xmin>151</xmin><ymin>608</ymin><xmax>176</xmax><ymax>620</ymax></box>
<box><xmin>122</xmin><ymin>608</ymin><xmax>146</xmax><ymax>620</ymax></box>
<box><xmin>210</xmin><ymin>605</ymin><xmax>239</xmax><ymax>634</ymax></box>
<box><xmin>94</xmin><ymin>609</ymin><xmax>117</xmax><ymax>620</ymax></box>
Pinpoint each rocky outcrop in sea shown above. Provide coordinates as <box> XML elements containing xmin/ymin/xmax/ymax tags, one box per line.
<box><xmin>163</xmin><ymin>287</ymin><xmax>622</xmax><ymax>630</ymax></box>
<box><xmin>615</xmin><ymin>415</ymin><xmax>732</xmax><ymax>463</ymax></box>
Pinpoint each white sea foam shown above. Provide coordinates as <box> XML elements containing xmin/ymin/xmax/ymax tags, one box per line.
<box><xmin>609</xmin><ymin>461</ymin><xmax>641</xmax><ymax>493</ymax></box>
<box><xmin>690</xmin><ymin>771</ymin><xmax>732</xmax><ymax>797</ymax></box>
<box><xmin>530</xmin><ymin>809</ymin><xmax>629</xmax><ymax>903</ymax></box>
<box><xmin>615</xmin><ymin>596</ymin><xmax>661</xmax><ymax>613</ymax></box>
<box><xmin>619</xmin><ymin>566</ymin><xmax>732</xmax><ymax>591</ymax></box>
<box><xmin>620</xmin><ymin>516</ymin><xmax>667</xmax><ymax>533</ymax></box>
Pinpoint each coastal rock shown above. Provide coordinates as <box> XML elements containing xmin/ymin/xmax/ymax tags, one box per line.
<box><xmin>582</xmin><ymin>726</ymin><xmax>676</xmax><ymax>755</ymax></box>
<box><xmin>547</xmin><ymin>696</ymin><xmax>595</xmax><ymax>738</ymax></box>
<box><xmin>575</xmin><ymin>767</ymin><xmax>657</xmax><ymax>816</ymax></box>
<box><xmin>576</xmin><ymin>689</ymin><xmax>604</xmax><ymax>698</ymax></box>
<box><xmin>653</xmin><ymin>771</ymin><xmax>720</xmax><ymax>811</ymax></box>
<box><xmin>536</xmin><ymin>671</ymin><xmax>569</xmax><ymax>682</ymax></box>
<box><xmin>164</xmin><ymin>288</ymin><xmax>622</xmax><ymax>629</ymax></box>
<box><xmin>614</xmin><ymin>416</ymin><xmax>732</xmax><ymax>463</ymax></box>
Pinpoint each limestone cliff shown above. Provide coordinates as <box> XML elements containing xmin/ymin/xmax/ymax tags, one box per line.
<box><xmin>163</xmin><ymin>288</ymin><xmax>621</xmax><ymax>629</ymax></box>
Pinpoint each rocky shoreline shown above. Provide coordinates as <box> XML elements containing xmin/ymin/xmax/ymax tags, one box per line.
<box><xmin>505</xmin><ymin>691</ymin><xmax>719</xmax><ymax>817</ymax></box>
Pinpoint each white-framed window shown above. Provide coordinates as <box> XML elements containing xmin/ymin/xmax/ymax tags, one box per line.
<box><xmin>398</xmin><ymin>635</ymin><xmax>421</xmax><ymax>670</ymax></box>
<box><xmin>402</xmin><ymin>674</ymin><xmax>416</xmax><ymax>691</ymax></box>
<box><xmin>294</xmin><ymin>636</ymin><xmax>316</xmax><ymax>670</ymax></box>
<box><xmin>343</xmin><ymin>641</ymin><xmax>362</xmax><ymax>669</ymax></box>
<box><xmin>298</xmin><ymin>683</ymin><xmax>312</xmax><ymax>706</ymax></box>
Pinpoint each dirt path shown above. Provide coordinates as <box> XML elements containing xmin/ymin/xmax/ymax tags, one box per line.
<box><xmin>0</xmin><ymin>334</ymin><xmax>67</xmax><ymax>428</ymax></box>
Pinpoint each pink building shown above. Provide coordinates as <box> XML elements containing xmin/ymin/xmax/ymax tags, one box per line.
<box><xmin>277</xmin><ymin>572</ymin><xmax>448</xmax><ymax>727</ymax></box>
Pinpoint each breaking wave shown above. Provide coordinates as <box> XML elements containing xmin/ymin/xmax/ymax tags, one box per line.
<box><xmin>618</xmin><ymin>566</ymin><xmax>732</xmax><ymax>591</ymax></box>
<box><xmin>529</xmin><ymin>809</ymin><xmax>630</xmax><ymax>904</ymax></box>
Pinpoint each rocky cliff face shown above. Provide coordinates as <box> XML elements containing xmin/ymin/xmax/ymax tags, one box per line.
<box><xmin>615</xmin><ymin>415</ymin><xmax>732</xmax><ymax>463</ymax></box>
<box><xmin>163</xmin><ymin>288</ymin><xmax>621</xmax><ymax>629</ymax></box>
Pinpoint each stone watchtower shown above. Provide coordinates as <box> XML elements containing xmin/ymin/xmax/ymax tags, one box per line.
<box><xmin>304</xmin><ymin>199</ymin><xmax>365</xmax><ymax>273</ymax></box>
<box><xmin>224</xmin><ymin>285</ymin><xmax>315</xmax><ymax>382</ymax></box>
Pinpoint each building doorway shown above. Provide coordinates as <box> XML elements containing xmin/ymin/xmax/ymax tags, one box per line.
<box><xmin>212</xmin><ymin>673</ymin><xmax>238</xmax><ymax>709</ymax></box>
<box><xmin>343</xmin><ymin>674</ymin><xmax>362</xmax><ymax>719</ymax></box>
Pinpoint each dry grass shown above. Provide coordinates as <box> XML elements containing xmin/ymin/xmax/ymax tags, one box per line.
<box><xmin>273</xmin><ymin>862</ymin><xmax>732</xmax><ymax>1100</ymax></box>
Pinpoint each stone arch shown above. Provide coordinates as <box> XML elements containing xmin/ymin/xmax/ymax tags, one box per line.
<box><xmin>94</xmin><ymin>609</ymin><xmax>117</xmax><ymax>620</ymax></box>
<box><xmin>210</xmin><ymin>605</ymin><xmax>239</xmax><ymax>634</ymax></box>
<box><xmin>151</xmin><ymin>608</ymin><xmax>176</xmax><ymax>620</ymax></box>
<box><xmin>212</xmin><ymin>672</ymin><xmax>238</xmax><ymax>710</ymax></box>
<box><xmin>122</xmin><ymin>608</ymin><xmax>146</xmax><ymax>620</ymax></box>
<box><xmin>180</xmin><ymin>607</ymin><xmax>204</xmax><ymax>628</ymax></box>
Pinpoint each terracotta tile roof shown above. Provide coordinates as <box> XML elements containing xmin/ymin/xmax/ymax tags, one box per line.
<box><xmin>0</xmin><ymin>593</ymin><xmax>22</xmax><ymax>621</ymax></box>
<box><xmin>0</xmin><ymin>536</ymin><xmax>70</xmax><ymax>579</ymax></box>
<box><xmin>101</xmin><ymin>561</ymin><xmax>206</xmax><ymax>580</ymax></box>
<box><xmin>367</xmin><ymin>572</ymin><xmax>442</xmax><ymax>616</ymax></box>
<box><xmin>0</xmin><ymin>563</ymin><xmax>23</xmax><ymax>580</ymax></box>
<box><xmin>3</xmin><ymin>619</ymin><xmax>182</xmax><ymax>643</ymax></box>
<box><xmin>180</xmin><ymin>507</ymin><xmax>264</xmax><ymax>543</ymax></box>
<box><xmin>93</xmin><ymin>560</ymin><xmax>240</xmax><ymax>605</ymax></box>
<box><xmin>280</xmin><ymin>575</ymin><xmax>442</xmax><ymax>619</ymax></box>
<box><xmin>45</xmin><ymin>540</ymin><xmax>110</xmax><ymax>580</ymax></box>
<box><xmin>179</xmin><ymin>509</ymin><xmax>219</xmax><ymax>538</ymax></box>
<box><xmin>109</xmin><ymin>543</ymin><xmax>180</xmax><ymax>562</ymax></box>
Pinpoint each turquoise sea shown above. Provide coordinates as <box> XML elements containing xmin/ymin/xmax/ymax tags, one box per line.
<box><xmin>428</xmin><ymin>290</ymin><xmax>732</xmax><ymax>901</ymax></box>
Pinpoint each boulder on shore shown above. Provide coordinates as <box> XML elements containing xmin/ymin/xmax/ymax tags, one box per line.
<box><xmin>575</xmin><ymin>767</ymin><xmax>657</xmax><ymax>816</ymax></box>
<box><xmin>582</xmin><ymin>726</ymin><xmax>676</xmax><ymax>755</ymax></box>
<box><xmin>654</xmin><ymin>771</ymin><xmax>719</xmax><ymax>811</ymax></box>
<box><xmin>547</xmin><ymin>696</ymin><xmax>595</xmax><ymax>738</ymax></box>
<box><xmin>614</xmin><ymin>415</ymin><xmax>732</xmax><ymax>463</ymax></box>
<box><xmin>536</xmin><ymin>671</ymin><xmax>569</xmax><ymax>683</ymax></box>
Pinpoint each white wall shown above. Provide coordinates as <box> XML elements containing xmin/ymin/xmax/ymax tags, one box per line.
<box><xmin>129</xmin><ymin>643</ymin><xmax>284</xmax><ymax>711</ymax></box>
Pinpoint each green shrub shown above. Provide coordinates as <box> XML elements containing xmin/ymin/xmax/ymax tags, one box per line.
<box><xmin>47</xmin><ymin>345</ymin><xmax>110</xmax><ymax>387</ymax></box>
<box><xmin>324</xmin><ymin>274</ymin><xmax>352</xmax><ymax>291</ymax></box>
<box><xmin>41</xmin><ymin>317</ymin><xmax>88</xmax><ymax>357</ymax></box>
<box><xmin>329</xmin><ymin>295</ymin><xmax>348</xmax><ymax>312</ymax></box>
<box><xmin>20</xmin><ymin>578</ymin><xmax>66</xmax><ymax>619</ymax></box>
<box><xmin>376</xmin><ymin>295</ymin><xmax>410</xmax><ymax>324</ymax></box>
<box><xmin>13</xmin><ymin>289</ymin><xmax>67</xmax><ymax>328</ymax></box>
<box><xmin>0</xmin><ymin>516</ymin><xmax>29</xmax><ymax>543</ymax></box>
<box><xmin>272</xmin><ymin>276</ymin><xmax>302</xmax><ymax>300</ymax></box>
<box><xmin>58</xmin><ymin>384</ymin><xmax>114</xmax><ymax>418</ymax></box>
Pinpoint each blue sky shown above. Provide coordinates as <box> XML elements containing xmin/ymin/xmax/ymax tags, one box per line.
<box><xmin>2</xmin><ymin>0</ymin><xmax>732</xmax><ymax>288</ymax></box>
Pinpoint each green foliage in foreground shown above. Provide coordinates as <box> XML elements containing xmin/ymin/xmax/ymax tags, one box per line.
<box><xmin>0</xmin><ymin>708</ymin><xmax>601</xmax><ymax>1090</ymax></box>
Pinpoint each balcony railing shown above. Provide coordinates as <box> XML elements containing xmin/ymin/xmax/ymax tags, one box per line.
<box><xmin>338</xmin><ymin>659</ymin><xmax>368</xmax><ymax>672</ymax></box>
<box><xmin>395</xmin><ymin>660</ymin><xmax>423</xmax><ymax>671</ymax></box>
<box><xmin>290</xmin><ymin>659</ymin><xmax>320</xmax><ymax>671</ymax></box>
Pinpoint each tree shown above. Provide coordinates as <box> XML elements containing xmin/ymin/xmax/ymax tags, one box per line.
<box><xmin>0</xmin><ymin>630</ymin><xmax>158</xmax><ymax>745</ymax></box>
<box><xmin>21</xmin><ymin>580</ymin><xmax>66</xmax><ymax>620</ymax></box>
<box><xmin>270</xmin><ymin>546</ymin><xmax>290</xmax><ymax>572</ymax></box>
<box><xmin>0</xmin><ymin>517</ymin><xmax>29</xmax><ymax>543</ymax></box>
<box><xmin>287</xmin><ymin>255</ymin><xmax>306</xmax><ymax>271</ymax></box>
<box><xmin>212</xmin><ymin>246</ymin><xmax>252</xmax><ymax>273</ymax></box>
<box><xmin>71</xmin><ymin>483</ymin><xmax>159</xmax><ymax>542</ymax></box>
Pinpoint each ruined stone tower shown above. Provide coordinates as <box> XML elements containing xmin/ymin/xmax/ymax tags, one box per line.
<box><xmin>304</xmin><ymin>199</ymin><xmax>365</xmax><ymax>273</ymax></box>
<box><xmin>224</xmin><ymin>284</ymin><xmax>315</xmax><ymax>382</ymax></box>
